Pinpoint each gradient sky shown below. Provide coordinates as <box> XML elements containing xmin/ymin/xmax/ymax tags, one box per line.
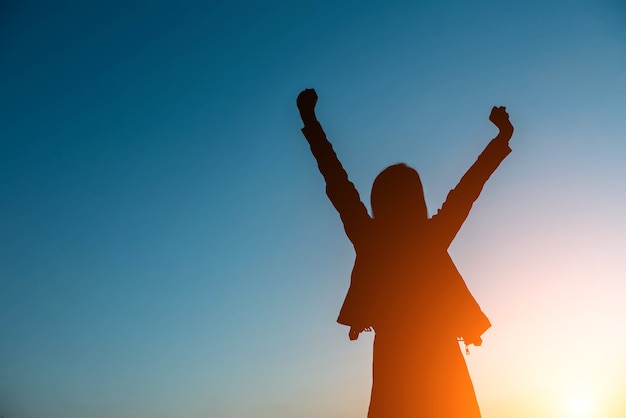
<box><xmin>2</xmin><ymin>1</ymin><xmax>626</xmax><ymax>417</ymax></box>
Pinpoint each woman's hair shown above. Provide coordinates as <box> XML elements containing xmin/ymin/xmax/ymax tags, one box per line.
<box><xmin>370</xmin><ymin>163</ymin><xmax>428</xmax><ymax>225</ymax></box>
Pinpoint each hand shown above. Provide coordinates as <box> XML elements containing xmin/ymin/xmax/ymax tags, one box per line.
<box><xmin>297</xmin><ymin>88</ymin><xmax>318</xmax><ymax>125</ymax></box>
<box><xmin>348</xmin><ymin>325</ymin><xmax>371</xmax><ymax>341</ymax></box>
<box><xmin>489</xmin><ymin>106</ymin><xmax>514</xmax><ymax>137</ymax></box>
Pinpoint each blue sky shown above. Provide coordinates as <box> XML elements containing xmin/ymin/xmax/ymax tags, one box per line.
<box><xmin>2</xmin><ymin>1</ymin><xmax>626</xmax><ymax>417</ymax></box>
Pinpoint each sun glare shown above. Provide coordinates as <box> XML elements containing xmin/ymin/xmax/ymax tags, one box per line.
<box><xmin>565</xmin><ymin>395</ymin><xmax>592</xmax><ymax>417</ymax></box>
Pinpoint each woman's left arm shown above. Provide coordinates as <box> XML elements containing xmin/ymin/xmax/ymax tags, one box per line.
<box><xmin>432</xmin><ymin>106</ymin><xmax>514</xmax><ymax>248</ymax></box>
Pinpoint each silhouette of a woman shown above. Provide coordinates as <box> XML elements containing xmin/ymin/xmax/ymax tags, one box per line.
<box><xmin>297</xmin><ymin>88</ymin><xmax>514</xmax><ymax>418</ymax></box>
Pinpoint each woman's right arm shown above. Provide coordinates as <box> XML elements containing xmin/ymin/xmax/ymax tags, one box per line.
<box><xmin>298</xmin><ymin>89</ymin><xmax>371</xmax><ymax>244</ymax></box>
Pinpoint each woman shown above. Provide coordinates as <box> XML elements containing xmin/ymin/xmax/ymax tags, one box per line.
<box><xmin>297</xmin><ymin>88</ymin><xmax>514</xmax><ymax>417</ymax></box>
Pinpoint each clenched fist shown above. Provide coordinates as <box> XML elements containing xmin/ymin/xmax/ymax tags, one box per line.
<box><xmin>489</xmin><ymin>106</ymin><xmax>514</xmax><ymax>138</ymax></box>
<box><xmin>297</xmin><ymin>88</ymin><xmax>318</xmax><ymax>125</ymax></box>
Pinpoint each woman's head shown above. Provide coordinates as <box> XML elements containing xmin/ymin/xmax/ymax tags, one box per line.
<box><xmin>371</xmin><ymin>163</ymin><xmax>428</xmax><ymax>227</ymax></box>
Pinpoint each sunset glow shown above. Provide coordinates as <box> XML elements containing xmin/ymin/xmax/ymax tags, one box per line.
<box><xmin>565</xmin><ymin>395</ymin><xmax>592</xmax><ymax>417</ymax></box>
<box><xmin>2</xmin><ymin>1</ymin><xmax>626</xmax><ymax>417</ymax></box>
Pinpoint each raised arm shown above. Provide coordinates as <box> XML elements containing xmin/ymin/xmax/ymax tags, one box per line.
<box><xmin>297</xmin><ymin>88</ymin><xmax>371</xmax><ymax>245</ymax></box>
<box><xmin>431</xmin><ymin>106</ymin><xmax>514</xmax><ymax>248</ymax></box>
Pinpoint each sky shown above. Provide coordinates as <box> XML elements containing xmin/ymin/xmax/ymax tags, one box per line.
<box><xmin>1</xmin><ymin>0</ymin><xmax>626</xmax><ymax>417</ymax></box>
